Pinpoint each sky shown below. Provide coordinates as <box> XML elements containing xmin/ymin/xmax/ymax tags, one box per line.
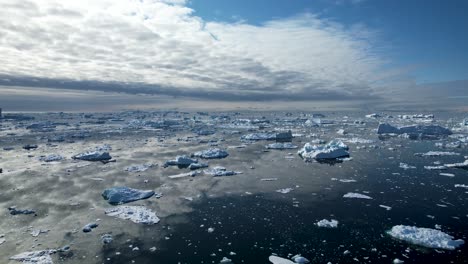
<box><xmin>0</xmin><ymin>0</ymin><xmax>467</xmax><ymax>111</ymax></box>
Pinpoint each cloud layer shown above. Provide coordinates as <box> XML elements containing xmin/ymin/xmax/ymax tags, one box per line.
<box><xmin>0</xmin><ymin>0</ymin><xmax>390</xmax><ymax>100</ymax></box>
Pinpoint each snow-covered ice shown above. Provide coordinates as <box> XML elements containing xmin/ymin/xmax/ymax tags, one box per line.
<box><xmin>193</xmin><ymin>148</ymin><xmax>229</xmax><ymax>159</ymax></box>
<box><xmin>387</xmin><ymin>225</ymin><xmax>464</xmax><ymax>250</ymax></box>
<box><xmin>316</xmin><ymin>219</ymin><xmax>339</xmax><ymax>228</ymax></box>
<box><xmin>298</xmin><ymin>140</ymin><xmax>349</xmax><ymax>161</ymax></box>
<box><xmin>105</xmin><ymin>206</ymin><xmax>160</xmax><ymax>224</ymax></box>
<box><xmin>343</xmin><ymin>193</ymin><xmax>373</xmax><ymax>199</ymax></box>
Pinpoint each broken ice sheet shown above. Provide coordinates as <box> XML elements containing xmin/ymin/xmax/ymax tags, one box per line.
<box><xmin>10</xmin><ymin>249</ymin><xmax>57</xmax><ymax>264</ymax></box>
<box><xmin>104</xmin><ymin>206</ymin><xmax>160</xmax><ymax>224</ymax></box>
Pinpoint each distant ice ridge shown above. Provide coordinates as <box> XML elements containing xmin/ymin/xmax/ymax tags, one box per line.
<box><xmin>377</xmin><ymin>123</ymin><xmax>452</xmax><ymax>136</ymax></box>
<box><xmin>387</xmin><ymin>225</ymin><xmax>464</xmax><ymax>250</ymax></box>
<box><xmin>343</xmin><ymin>192</ymin><xmax>372</xmax><ymax>199</ymax></box>
<box><xmin>193</xmin><ymin>148</ymin><xmax>229</xmax><ymax>159</ymax></box>
<box><xmin>316</xmin><ymin>219</ymin><xmax>338</xmax><ymax>228</ymax></box>
<box><xmin>298</xmin><ymin>140</ymin><xmax>349</xmax><ymax>161</ymax></box>
<box><xmin>105</xmin><ymin>206</ymin><xmax>160</xmax><ymax>224</ymax></box>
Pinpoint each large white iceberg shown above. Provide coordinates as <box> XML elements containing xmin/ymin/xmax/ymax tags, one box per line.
<box><xmin>298</xmin><ymin>140</ymin><xmax>349</xmax><ymax>161</ymax></box>
<box><xmin>387</xmin><ymin>225</ymin><xmax>464</xmax><ymax>250</ymax></box>
<box><xmin>105</xmin><ymin>206</ymin><xmax>160</xmax><ymax>224</ymax></box>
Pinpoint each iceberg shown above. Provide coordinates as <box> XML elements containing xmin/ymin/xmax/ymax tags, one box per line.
<box><xmin>445</xmin><ymin>160</ymin><xmax>468</xmax><ymax>169</ymax></box>
<box><xmin>269</xmin><ymin>256</ymin><xmax>295</xmax><ymax>264</ymax></box>
<box><xmin>316</xmin><ymin>219</ymin><xmax>338</xmax><ymax>228</ymax></box>
<box><xmin>387</xmin><ymin>225</ymin><xmax>464</xmax><ymax>250</ymax></box>
<box><xmin>298</xmin><ymin>140</ymin><xmax>349</xmax><ymax>161</ymax></box>
<box><xmin>102</xmin><ymin>187</ymin><xmax>155</xmax><ymax>205</ymax></box>
<box><xmin>241</xmin><ymin>133</ymin><xmax>277</xmax><ymax>141</ymax></box>
<box><xmin>377</xmin><ymin>123</ymin><xmax>452</xmax><ymax>136</ymax></box>
<box><xmin>415</xmin><ymin>151</ymin><xmax>459</xmax><ymax>157</ymax></box>
<box><xmin>188</xmin><ymin>163</ymin><xmax>209</xmax><ymax>170</ymax></box>
<box><xmin>193</xmin><ymin>148</ymin><xmax>229</xmax><ymax>159</ymax></box>
<box><xmin>105</xmin><ymin>206</ymin><xmax>160</xmax><ymax>224</ymax></box>
<box><xmin>72</xmin><ymin>151</ymin><xmax>112</xmax><ymax>161</ymax></box>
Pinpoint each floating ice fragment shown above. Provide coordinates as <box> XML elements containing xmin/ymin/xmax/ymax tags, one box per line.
<box><xmin>105</xmin><ymin>206</ymin><xmax>160</xmax><ymax>224</ymax></box>
<box><xmin>266</xmin><ymin>143</ymin><xmax>298</xmax><ymax>149</ymax></box>
<box><xmin>8</xmin><ymin>207</ymin><xmax>36</xmax><ymax>215</ymax></box>
<box><xmin>102</xmin><ymin>187</ymin><xmax>155</xmax><ymax>205</ymax></box>
<box><xmin>269</xmin><ymin>255</ymin><xmax>295</xmax><ymax>264</ymax></box>
<box><xmin>377</xmin><ymin>123</ymin><xmax>451</xmax><ymax>136</ymax></box>
<box><xmin>72</xmin><ymin>151</ymin><xmax>112</xmax><ymax>161</ymax></box>
<box><xmin>193</xmin><ymin>148</ymin><xmax>229</xmax><ymax>159</ymax></box>
<box><xmin>219</xmin><ymin>257</ymin><xmax>233</xmax><ymax>263</ymax></box>
<box><xmin>316</xmin><ymin>219</ymin><xmax>339</xmax><ymax>228</ymax></box>
<box><xmin>415</xmin><ymin>151</ymin><xmax>459</xmax><ymax>157</ymax></box>
<box><xmin>101</xmin><ymin>234</ymin><xmax>113</xmax><ymax>244</ymax></box>
<box><xmin>39</xmin><ymin>154</ymin><xmax>63</xmax><ymax>162</ymax></box>
<box><xmin>10</xmin><ymin>249</ymin><xmax>57</xmax><ymax>264</ymax></box>
<box><xmin>204</xmin><ymin>166</ymin><xmax>241</xmax><ymax>177</ymax></box>
<box><xmin>125</xmin><ymin>163</ymin><xmax>154</xmax><ymax>172</ymax></box>
<box><xmin>399</xmin><ymin>163</ymin><xmax>416</xmax><ymax>170</ymax></box>
<box><xmin>387</xmin><ymin>225</ymin><xmax>464</xmax><ymax>249</ymax></box>
<box><xmin>298</xmin><ymin>140</ymin><xmax>349</xmax><ymax>161</ymax></box>
<box><xmin>276</xmin><ymin>188</ymin><xmax>293</xmax><ymax>194</ymax></box>
<box><xmin>343</xmin><ymin>193</ymin><xmax>372</xmax><ymax>199</ymax></box>
<box><xmin>444</xmin><ymin>160</ymin><xmax>468</xmax><ymax>169</ymax></box>
<box><xmin>165</xmin><ymin>155</ymin><xmax>198</xmax><ymax>167</ymax></box>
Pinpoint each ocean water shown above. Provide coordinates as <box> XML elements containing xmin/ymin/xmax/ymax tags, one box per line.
<box><xmin>0</xmin><ymin>111</ymin><xmax>467</xmax><ymax>263</ymax></box>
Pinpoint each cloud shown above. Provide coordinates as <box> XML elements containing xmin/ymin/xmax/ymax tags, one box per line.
<box><xmin>0</xmin><ymin>0</ymin><xmax>393</xmax><ymax>100</ymax></box>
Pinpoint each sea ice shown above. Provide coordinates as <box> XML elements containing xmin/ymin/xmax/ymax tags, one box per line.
<box><xmin>343</xmin><ymin>193</ymin><xmax>373</xmax><ymax>199</ymax></box>
<box><xmin>269</xmin><ymin>255</ymin><xmax>295</xmax><ymax>264</ymax></box>
<box><xmin>415</xmin><ymin>151</ymin><xmax>459</xmax><ymax>157</ymax></box>
<box><xmin>125</xmin><ymin>163</ymin><xmax>154</xmax><ymax>172</ymax></box>
<box><xmin>298</xmin><ymin>140</ymin><xmax>349</xmax><ymax>161</ymax></box>
<box><xmin>399</xmin><ymin>163</ymin><xmax>416</xmax><ymax>170</ymax></box>
<box><xmin>165</xmin><ymin>155</ymin><xmax>198</xmax><ymax>167</ymax></box>
<box><xmin>39</xmin><ymin>154</ymin><xmax>63</xmax><ymax>162</ymax></box>
<box><xmin>10</xmin><ymin>249</ymin><xmax>56</xmax><ymax>264</ymax></box>
<box><xmin>204</xmin><ymin>166</ymin><xmax>241</xmax><ymax>177</ymax></box>
<box><xmin>102</xmin><ymin>187</ymin><xmax>155</xmax><ymax>205</ymax></box>
<box><xmin>193</xmin><ymin>148</ymin><xmax>229</xmax><ymax>159</ymax></box>
<box><xmin>266</xmin><ymin>143</ymin><xmax>298</xmax><ymax>149</ymax></box>
<box><xmin>72</xmin><ymin>151</ymin><xmax>112</xmax><ymax>161</ymax></box>
<box><xmin>387</xmin><ymin>225</ymin><xmax>464</xmax><ymax>250</ymax></box>
<box><xmin>104</xmin><ymin>206</ymin><xmax>160</xmax><ymax>224</ymax></box>
<box><xmin>377</xmin><ymin>123</ymin><xmax>452</xmax><ymax>136</ymax></box>
<box><xmin>444</xmin><ymin>160</ymin><xmax>468</xmax><ymax>169</ymax></box>
<box><xmin>316</xmin><ymin>219</ymin><xmax>339</xmax><ymax>228</ymax></box>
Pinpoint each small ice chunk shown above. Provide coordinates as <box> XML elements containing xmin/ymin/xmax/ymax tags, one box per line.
<box><xmin>377</xmin><ymin>123</ymin><xmax>452</xmax><ymax>136</ymax></box>
<box><xmin>105</xmin><ymin>206</ymin><xmax>160</xmax><ymax>224</ymax></box>
<box><xmin>291</xmin><ymin>255</ymin><xmax>310</xmax><ymax>263</ymax></box>
<box><xmin>101</xmin><ymin>234</ymin><xmax>113</xmax><ymax>244</ymax></box>
<box><xmin>39</xmin><ymin>154</ymin><xmax>63</xmax><ymax>162</ymax></box>
<box><xmin>72</xmin><ymin>151</ymin><xmax>112</xmax><ymax>161</ymax></box>
<box><xmin>269</xmin><ymin>255</ymin><xmax>295</xmax><ymax>264</ymax></box>
<box><xmin>102</xmin><ymin>187</ymin><xmax>155</xmax><ymax>205</ymax></box>
<box><xmin>125</xmin><ymin>163</ymin><xmax>154</xmax><ymax>172</ymax></box>
<box><xmin>393</xmin><ymin>258</ymin><xmax>405</xmax><ymax>264</ymax></box>
<box><xmin>266</xmin><ymin>143</ymin><xmax>298</xmax><ymax>149</ymax></box>
<box><xmin>193</xmin><ymin>148</ymin><xmax>229</xmax><ymax>159</ymax></box>
<box><xmin>387</xmin><ymin>225</ymin><xmax>464</xmax><ymax>249</ymax></box>
<box><xmin>8</xmin><ymin>207</ymin><xmax>36</xmax><ymax>215</ymax></box>
<box><xmin>276</xmin><ymin>188</ymin><xmax>293</xmax><ymax>194</ymax></box>
<box><xmin>165</xmin><ymin>155</ymin><xmax>198</xmax><ymax>166</ymax></box>
<box><xmin>343</xmin><ymin>193</ymin><xmax>372</xmax><ymax>199</ymax></box>
<box><xmin>379</xmin><ymin>205</ymin><xmax>392</xmax><ymax>211</ymax></box>
<box><xmin>316</xmin><ymin>219</ymin><xmax>338</xmax><ymax>228</ymax></box>
<box><xmin>220</xmin><ymin>257</ymin><xmax>233</xmax><ymax>263</ymax></box>
<box><xmin>188</xmin><ymin>163</ymin><xmax>209</xmax><ymax>170</ymax></box>
<box><xmin>415</xmin><ymin>151</ymin><xmax>459</xmax><ymax>157</ymax></box>
<box><xmin>204</xmin><ymin>166</ymin><xmax>241</xmax><ymax>177</ymax></box>
<box><xmin>445</xmin><ymin>160</ymin><xmax>468</xmax><ymax>169</ymax></box>
<box><xmin>439</xmin><ymin>173</ymin><xmax>455</xmax><ymax>177</ymax></box>
<box><xmin>82</xmin><ymin>223</ymin><xmax>98</xmax><ymax>233</ymax></box>
<box><xmin>399</xmin><ymin>163</ymin><xmax>416</xmax><ymax>170</ymax></box>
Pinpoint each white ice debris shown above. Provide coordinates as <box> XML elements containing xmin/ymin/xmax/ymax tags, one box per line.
<box><xmin>10</xmin><ymin>250</ymin><xmax>56</xmax><ymax>264</ymax></box>
<box><xmin>104</xmin><ymin>206</ymin><xmax>160</xmax><ymax>224</ymax></box>
<box><xmin>219</xmin><ymin>257</ymin><xmax>233</xmax><ymax>263</ymax></box>
<box><xmin>266</xmin><ymin>143</ymin><xmax>298</xmax><ymax>149</ymax></box>
<box><xmin>445</xmin><ymin>159</ymin><xmax>468</xmax><ymax>169</ymax></box>
<box><xmin>193</xmin><ymin>148</ymin><xmax>229</xmax><ymax>159</ymax></box>
<box><xmin>379</xmin><ymin>205</ymin><xmax>392</xmax><ymax>211</ymax></box>
<box><xmin>39</xmin><ymin>154</ymin><xmax>63</xmax><ymax>162</ymax></box>
<box><xmin>204</xmin><ymin>166</ymin><xmax>241</xmax><ymax>177</ymax></box>
<box><xmin>168</xmin><ymin>171</ymin><xmax>200</xmax><ymax>179</ymax></box>
<box><xmin>415</xmin><ymin>151</ymin><xmax>459</xmax><ymax>157</ymax></box>
<box><xmin>125</xmin><ymin>163</ymin><xmax>154</xmax><ymax>172</ymax></box>
<box><xmin>454</xmin><ymin>184</ymin><xmax>468</xmax><ymax>189</ymax></box>
<box><xmin>72</xmin><ymin>151</ymin><xmax>111</xmax><ymax>161</ymax></box>
<box><xmin>393</xmin><ymin>258</ymin><xmax>405</xmax><ymax>264</ymax></box>
<box><xmin>291</xmin><ymin>255</ymin><xmax>310</xmax><ymax>263</ymax></box>
<box><xmin>165</xmin><ymin>155</ymin><xmax>198</xmax><ymax>166</ymax></box>
<box><xmin>276</xmin><ymin>188</ymin><xmax>293</xmax><ymax>194</ymax></box>
<box><xmin>424</xmin><ymin>166</ymin><xmax>447</xmax><ymax>170</ymax></box>
<box><xmin>439</xmin><ymin>173</ymin><xmax>455</xmax><ymax>177</ymax></box>
<box><xmin>343</xmin><ymin>192</ymin><xmax>373</xmax><ymax>199</ymax></box>
<box><xmin>366</xmin><ymin>113</ymin><xmax>381</xmax><ymax>118</ymax></box>
<box><xmin>399</xmin><ymin>163</ymin><xmax>416</xmax><ymax>170</ymax></box>
<box><xmin>387</xmin><ymin>225</ymin><xmax>464</xmax><ymax>250</ymax></box>
<box><xmin>298</xmin><ymin>140</ymin><xmax>349</xmax><ymax>161</ymax></box>
<box><xmin>269</xmin><ymin>255</ymin><xmax>295</xmax><ymax>264</ymax></box>
<box><xmin>316</xmin><ymin>219</ymin><xmax>339</xmax><ymax>228</ymax></box>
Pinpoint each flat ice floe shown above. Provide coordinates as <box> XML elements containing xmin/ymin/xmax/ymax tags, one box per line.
<box><xmin>399</xmin><ymin>163</ymin><xmax>416</xmax><ymax>170</ymax></box>
<box><xmin>316</xmin><ymin>219</ymin><xmax>338</xmax><ymax>228</ymax></box>
<box><xmin>125</xmin><ymin>163</ymin><xmax>155</xmax><ymax>172</ymax></box>
<box><xmin>269</xmin><ymin>255</ymin><xmax>295</xmax><ymax>264</ymax></box>
<box><xmin>105</xmin><ymin>206</ymin><xmax>160</xmax><ymax>224</ymax></box>
<box><xmin>343</xmin><ymin>192</ymin><xmax>373</xmax><ymax>199</ymax></box>
<box><xmin>445</xmin><ymin>160</ymin><xmax>468</xmax><ymax>169</ymax></box>
<box><xmin>298</xmin><ymin>140</ymin><xmax>349</xmax><ymax>161</ymax></box>
<box><xmin>387</xmin><ymin>225</ymin><xmax>464</xmax><ymax>250</ymax></box>
<box><xmin>72</xmin><ymin>151</ymin><xmax>112</xmax><ymax>161</ymax></box>
<box><xmin>192</xmin><ymin>148</ymin><xmax>229</xmax><ymax>159</ymax></box>
<box><xmin>39</xmin><ymin>154</ymin><xmax>64</xmax><ymax>162</ymax></box>
<box><xmin>266</xmin><ymin>142</ymin><xmax>298</xmax><ymax>149</ymax></box>
<box><xmin>276</xmin><ymin>188</ymin><xmax>293</xmax><ymax>194</ymax></box>
<box><xmin>377</xmin><ymin>123</ymin><xmax>452</xmax><ymax>136</ymax></box>
<box><xmin>164</xmin><ymin>155</ymin><xmax>198</xmax><ymax>166</ymax></box>
<box><xmin>415</xmin><ymin>151</ymin><xmax>459</xmax><ymax>157</ymax></box>
<box><xmin>203</xmin><ymin>166</ymin><xmax>241</xmax><ymax>177</ymax></box>
<box><xmin>10</xmin><ymin>249</ymin><xmax>56</xmax><ymax>264</ymax></box>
